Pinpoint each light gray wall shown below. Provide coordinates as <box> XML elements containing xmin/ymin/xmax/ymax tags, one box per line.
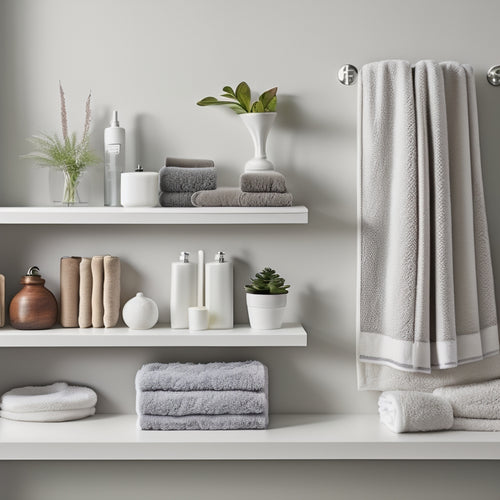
<box><xmin>1</xmin><ymin>0</ymin><xmax>500</xmax><ymax>498</ymax></box>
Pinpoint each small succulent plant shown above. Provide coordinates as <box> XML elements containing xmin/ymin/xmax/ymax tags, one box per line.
<box><xmin>197</xmin><ymin>82</ymin><xmax>277</xmax><ymax>114</ymax></box>
<box><xmin>245</xmin><ymin>267</ymin><xmax>290</xmax><ymax>295</ymax></box>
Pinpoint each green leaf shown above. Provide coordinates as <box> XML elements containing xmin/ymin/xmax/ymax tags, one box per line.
<box><xmin>235</xmin><ymin>82</ymin><xmax>251</xmax><ymax>112</ymax></box>
<box><xmin>221</xmin><ymin>93</ymin><xmax>236</xmax><ymax>99</ymax></box>
<box><xmin>228</xmin><ymin>103</ymin><xmax>247</xmax><ymax>114</ymax></box>
<box><xmin>265</xmin><ymin>96</ymin><xmax>277</xmax><ymax>112</ymax></box>
<box><xmin>259</xmin><ymin>87</ymin><xmax>278</xmax><ymax>109</ymax></box>
<box><xmin>222</xmin><ymin>86</ymin><xmax>235</xmax><ymax>98</ymax></box>
<box><xmin>197</xmin><ymin>97</ymin><xmax>222</xmax><ymax>106</ymax></box>
<box><xmin>251</xmin><ymin>101</ymin><xmax>265</xmax><ymax>113</ymax></box>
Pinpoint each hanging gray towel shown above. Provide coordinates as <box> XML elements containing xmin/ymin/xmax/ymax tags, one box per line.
<box><xmin>357</xmin><ymin>60</ymin><xmax>498</xmax><ymax>385</ymax></box>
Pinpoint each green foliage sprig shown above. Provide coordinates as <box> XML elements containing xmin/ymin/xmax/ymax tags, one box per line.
<box><xmin>197</xmin><ymin>82</ymin><xmax>277</xmax><ymax>114</ymax></box>
<box><xmin>245</xmin><ymin>267</ymin><xmax>290</xmax><ymax>295</ymax></box>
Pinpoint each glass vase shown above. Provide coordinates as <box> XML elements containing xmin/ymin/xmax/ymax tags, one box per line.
<box><xmin>49</xmin><ymin>169</ymin><xmax>88</xmax><ymax>206</ymax></box>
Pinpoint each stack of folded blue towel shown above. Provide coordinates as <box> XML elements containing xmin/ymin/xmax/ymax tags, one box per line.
<box><xmin>159</xmin><ymin>157</ymin><xmax>217</xmax><ymax>207</ymax></box>
<box><xmin>136</xmin><ymin>360</ymin><xmax>269</xmax><ymax>430</ymax></box>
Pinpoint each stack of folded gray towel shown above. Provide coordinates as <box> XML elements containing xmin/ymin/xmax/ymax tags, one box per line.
<box><xmin>136</xmin><ymin>360</ymin><xmax>269</xmax><ymax>430</ymax></box>
<box><xmin>159</xmin><ymin>157</ymin><xmax>217</xmax><ymax>207</ymax></box>
<box><xmin>192</xmin><ymin>170</ymin><xmax>293</xmax><ymax>207</ymax></box>
<box><xmin>378</xmin><ymin>378</ymin><xmax>500</xmax><ymax>433</ymax></box>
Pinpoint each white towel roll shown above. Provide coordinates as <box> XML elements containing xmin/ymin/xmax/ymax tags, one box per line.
<box><xmin>0</xmin><ymin>406</ymin><xmax>95</xmax><ymax>422</ymax></box>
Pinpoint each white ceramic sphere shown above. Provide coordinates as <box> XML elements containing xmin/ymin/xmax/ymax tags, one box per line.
<box><xmin>122</xmin><ymin>292</ymin><xmax>159</xmax><ymax>330</ymax></box>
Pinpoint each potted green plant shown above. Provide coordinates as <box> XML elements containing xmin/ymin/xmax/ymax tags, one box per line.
<box><xmin>245</xmin><ymin>267</ymin><xmax>290</xmax><ymax>330</ymax></box>
<box><xmin>197</xmin><ymin>82</ymin><xmax>278</xmax><ymax>172</ymax></box>
<box><xmin>23</xmin><ymin>83</ymin><xmax>99</xmax><ymax>206</ymax></box>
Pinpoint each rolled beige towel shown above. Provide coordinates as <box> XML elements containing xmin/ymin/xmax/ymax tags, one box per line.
<box><xmin>91</xmin><ymin>256</ymin><xmax>104</xmax><ymax>328</ymax></box>
<box><xmin>60</xmin><ymin>257</ymin><xmax>81</xmax><ymax>327</ymax></box>
<box><xmin>78</xmin><ymin>258</ymin><xmax>92</xmax><ymax>328</ymax></box>
<box><xmin>103</xmin><ymin>256</ymin><xmax>121</xmax><ymax>328</ymax></box>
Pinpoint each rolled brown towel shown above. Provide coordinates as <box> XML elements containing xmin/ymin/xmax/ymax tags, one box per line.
<box><xmin>78</xmin><ymin>258</ymin><xmax>92</xmax><ymax>328</ymax></box>
<box><xmin>103</xmin><ymin>256</ymin><xmax>121</xmax><ymax>328</ymax></box>
<box><xmin>91</xmin><ymin>256</ymin><xmax>104</xmax><ymax>328</ymax></box>
<box><xmin>60</xmin><ymin>256</ymin><xmax>81</xmax><ymax>327</ymax></box>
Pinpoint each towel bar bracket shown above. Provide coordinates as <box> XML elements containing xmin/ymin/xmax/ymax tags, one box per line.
<box><xmin>338</xmin><ymin>64</ymin><xmax>358</xmax><ymax>86</ymax></box>
<box><xmin>487</xmin><ymin>65</ymin><xmax>500</xmax><ymax>86</ymax></box>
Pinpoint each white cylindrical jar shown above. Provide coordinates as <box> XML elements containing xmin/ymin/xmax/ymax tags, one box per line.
<box><xmin>122</xmin><ymin>292</ymin><xmax>159</xmax><ymax>330</ymax></box>
<box><xmin>205</xmin><ymin>251</ymin><xmax>233</xmax><ymax>329</ymax></box>
<box><xmin>121</xmin><ymin>165</ymin><xmax>159</xmax><ymax>207</ymax></box>
<box><xmin>170</xmin><ymin>252</ymin><xmax>197</xmax><ymax>329</ymax></box>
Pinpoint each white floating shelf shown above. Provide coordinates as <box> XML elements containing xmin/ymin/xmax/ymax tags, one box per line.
<box><xmin>0</xmin><ymin>323</ymin><xmax>307</xmax><ymax>347</ymax></box>
<box><xmin>1</xmin><ymin>413</ymin><xmax>499</xmax><ymax>461</ymax></box>
<box><xmin>0</xmin><ymin>206</ymin><xmax>308</xmax><ymax>224</ymax></box>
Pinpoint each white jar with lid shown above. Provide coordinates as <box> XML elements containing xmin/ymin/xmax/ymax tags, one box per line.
<box><xmin>121</xmin><ymin>165</ymin><xmax>159</xmax><ymax>207</ymax></box>
<box><xmin>122</xmin><ymin>292</ymin><xmax>159</xmax><ymax>330</ymax></box>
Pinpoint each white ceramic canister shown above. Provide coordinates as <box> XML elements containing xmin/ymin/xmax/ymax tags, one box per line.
<box><xmin>122</xmin><ymin>292</ymin><xmax>159</xmax><ymax>330</ymax></box>
<box><xmin>120</xmin><ymin>165</ymin><xmax>159</xmax><ymax>207</ymax></box>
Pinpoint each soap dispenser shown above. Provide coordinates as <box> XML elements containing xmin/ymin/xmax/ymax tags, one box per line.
<box><xmin>170</xmin><ymin>252</ymin><xmax>197</xmax><ymax>329</ymax></box>
<box><xmin>104</xmin><ymin>110</ymin><xmax>126</xmax><ymax>206</ymax></box>
<box><xmin>205</xmin><ymin>251</ymin><xmax>233</xmax><ymax>329</ymax></box>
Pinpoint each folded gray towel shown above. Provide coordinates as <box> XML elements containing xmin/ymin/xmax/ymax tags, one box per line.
<box><xmin>137</xmin><ymin>390</ymin><xmax>268</xmax><ymax>416</ymax></box>
<box><xmin>159</xmin><ymin>191</ymin><xmax>194</xmax><ymax>207</ymax></box>
<box><xmin>378</xmin><ymin>391</ymin><xmax>454</xmax><ymax>433</ymax></box>
<box><xmin>165</xmin><ymin>157</ymin><xmax>214</xmax><ymax>168</ymax></box>
<box><xmin>452</xmin><ymin>418</ymin><xmax>500</xmax><ymax>431</ymax></box>
<box><xmin>191</xmin><ymin>188</ymin><xmax>293</xmax><ymax>207</ymax></box>
<box><xmin>159</xmin><ymin>166</ymin><xmax>216</xmax><ymax>192</ymax></box>
<box><xmin>136</xmin><ymin>361</ymin><xmax>267</xmax><ymax>392</ymax></box>
<box><xmin>433</xmin><ymin>379</ymin><xmax>500</xmax><ymax>419</ymax></box>
<box><xmin>240</xmin><ymin>171</ymin><xmax>287</xmax><ymax>193</ymax></box>
<box><xmin>139</xmin><ymin>413</ymin><xmax>268</xmax><ymax>430</ymax></box>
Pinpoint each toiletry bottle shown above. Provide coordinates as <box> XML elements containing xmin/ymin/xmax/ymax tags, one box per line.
<box><xmin>104</xmin><ymin>110</ymin><xmax>125</xmax><ymax>206</ymax></box>
<box><xmin>170</xmin><ymin>252</ymin><xmax>197</xmax><ymax>329</ymax></box>
<box><xmin>205</xmin><ymin>251</ymin><xmax>234</xmax><ymax>329</ymax></box>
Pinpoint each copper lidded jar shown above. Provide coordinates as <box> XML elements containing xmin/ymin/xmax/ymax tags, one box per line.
<box><xmin>9</xmin><ymin>266</ymin><xmax>58</xmax><ymax>330</ymax></box>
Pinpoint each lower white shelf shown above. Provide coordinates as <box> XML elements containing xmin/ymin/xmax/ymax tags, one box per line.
<box><xmin>1</xmin><ymin>413</ymin><xmax>499</xmax><ymax>461</ymax></box>
<box><xmin>0</xmin><ymin>323</ymin><xmax>307</xmax><ymax>347</ymax></box>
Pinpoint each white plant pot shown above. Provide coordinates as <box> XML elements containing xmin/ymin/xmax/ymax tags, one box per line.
<box><xmin>240</xmin><ymin>112</ymin><xmax>277</xmax><ymax>172</ymax></box>
<box><xmin>246</xmin><ymin>293</ymin><xmax>287</xmax><ymax>330</ymax></box>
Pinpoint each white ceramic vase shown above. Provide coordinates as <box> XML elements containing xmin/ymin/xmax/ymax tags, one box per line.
<box><xmin>246</xmin><ymin>293</ymin><xmax>287</xmax><ymax>330</ymax></box>
<box><xmin>122</xmin><ymin>292</ymin><xmax>159</xmax><ymax>330</ymax></box>
<box><xmin>240</xmin><ymin>112</ymin><xmax>277</xmax><ymax>172</ymax></box>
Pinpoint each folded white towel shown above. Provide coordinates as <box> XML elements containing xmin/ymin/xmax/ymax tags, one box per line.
<box><xmin>0</xmin><ymin>382</ymin><xmax>97</xmax><ymax>413</ymax></box>
<box><xmin>378</xmin><ymin>390</ymin><xmax>453</xmax><ymax>433</ymax></box>
<box><xmin>0</xmin><ymin>406</ymin><xmax>95</xmax><ymax>422</ymax></box>
<box><xmin>433</xmin><ymin>379</ymin><xmax>500</xmax><ymax>419</ymax></box>
<box><xmin>452</xmin><ymin>417</ymin><xmax>500</xmax><ymax>431</ymax></box>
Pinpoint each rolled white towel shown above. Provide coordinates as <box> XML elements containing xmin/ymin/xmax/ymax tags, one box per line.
<box><xmin>0</xmin><ymin>382</ymin><xmax>97</xmax><ymax>413</ymax></box>
<box><xmin>0</xmin><ymin>406</ymin><xmax>96</xmax><ymax>422</ymax></box>
<box><xmin>378</xmin><ymin>391</ymin><xmax>453</xmax><ymax>433</ymax></box>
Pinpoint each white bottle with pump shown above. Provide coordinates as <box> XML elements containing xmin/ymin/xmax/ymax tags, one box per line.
<box><xmin>170</xmin><ymin>252</ymin><xmax>197</xmax><ymax>329</ymax></box>
<box><xmin>104</xmin><ymin>110</ymin><xmax>125</xmax><ymax>206</ymax></box>
<box><xmin>205</xmin><ymin>251</ymin><xmax>234</xmax><ymax>329</ymax></box>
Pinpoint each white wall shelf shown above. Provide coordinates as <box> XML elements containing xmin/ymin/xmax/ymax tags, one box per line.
<box><xmin>0</xmin><ymin>206</ymin><xmax>308</xmax><ymax>225</ymax></box>
<box><xmin>0</xmin><ymin>413</ymin><xmax>498</xmax><ymax>461</ymax></box>
<box><xmin>0</xmin><ymin>323</ymin><xmax>307</xmax><ymax>347</ymax></box>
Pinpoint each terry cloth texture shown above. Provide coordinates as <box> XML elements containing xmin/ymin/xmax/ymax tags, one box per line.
<box><xmin>0</xmin><ymin>406</ymin><xmax>95</xmax><ymax>422</ymax></box>
<box><xmin>78</xmin><ymin>257</ymin><xmax>92</xmax><ymax>328</ymax></box>
<box><xmin>192</xmin><ymin>188</ymin><xmax>293</xmax><ymax>207</ymax></box>
<box><xmin>357</xmin><ymin>60</ymin><xmax>498</xmax><ymax>388</ymax></box>
<box><xmin>60</xmin><ymin>256</ymin><xmax>81</xmax><ymax>327</ymax></box>
<box><xmin>103</xmin><ymin>256</ymin><xmax>120</xmax><ymax>328</ymax></box>
<box><xmin>137</xmin><ymin>390</ymin><xmax>268</xmax><ymax>416</ymax></box>
<box><xmin>452</xmin><ymin>417</ymin><xmax>500</xmax><ymax>431</ymax></box>
<box><xmin>91</xmin><ymin>256</ymin><xmax>105</xmax><ymax>328</ymax></box>
<box><xmin>159</xmin><ymin>166</ymin><xmax>216</xmax><ymax>193</ymax></box>
<box><xmin>378</xmin><ymin>390</ymin><xmax>453</xmax><ymax>433</ymax></box>
<box><xmin>240</xmin><ymin>171</ymin><xmax>287</xmax><ymax>193</ymax></box>
<box><xmin>433</xmin><ymin>379</ymin><xmax>500</xmax><ymax>419</ymax></box>
<box><xmin>165</xmin><ymin>157</ymin><xmax>215</xmax><ymax>168</ymax></box>
<box><xmin>0</xmin><ymin>382</ymin><xmax>97</xmax><ymax>412</ymax></box>
<box><xmin>159</xmin><ymin>191</ymin><xmax>194</xmax><ymax>207</ymax></box>
<box><xmin>139</xmin><ymin>413</ymin><xmax>268</xmax><ymax>431</ymax></box>
<box><xmin>136</xmin><ymin>361</ymin><xmax>267</xmax><ymax>392</ymax></box>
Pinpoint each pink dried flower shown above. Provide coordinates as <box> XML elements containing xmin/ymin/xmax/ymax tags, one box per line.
<box><xmin>59</xmin><ymin>81</ymin><xmax>68</xmax><ymax>140</ymax></box>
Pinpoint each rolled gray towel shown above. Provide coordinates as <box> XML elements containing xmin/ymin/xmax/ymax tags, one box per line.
<box><xmin>136</xmin><ymin>361</ymin><xmax>267</xmax><ymax>392</ymax></box>
<box><xmin>137</xmin><ymin>390</ymin><xmax>268</xmax><ymax>416</ymax></box>
<box><xmin>165</xmin><ymin>157</ymin><xmax>214</xmax><ymax>168</ymax></box>
<box><xmin>240</xmin><ymin>171</ymin><xmax>287</xmax><ymax>193</ymax></box>
<box><xmin>191</xmin><ymin>188</ymin><xmax>293</xmax><ymax>207</ymax></box>
<box><xmin>433</xmin><ymin>379</ymin><xmax>500</xmax><ymax>419</ymax></box>
<box><xmin>378</xmin><ymin>391</ymin><xmax>453</xmax><ymax>433</ymax></box>
<box><xmin>159</xmin><ymin>166</ymin><xmax>216</xmax><ymax>193</ymax></box>
<box><xmin>139</xmin><ymin>413</ymin><xmax>268</xmax><ymax>430</ymax></box>
<box><xmin>452</xmin><ymin>418</ymin><xmax>500</xmax><ymax>431</ymax></box>
<box><xmin>159</xmin><ymin>192</ymin><xmax>194</xmax><ymax>207</ymax></box>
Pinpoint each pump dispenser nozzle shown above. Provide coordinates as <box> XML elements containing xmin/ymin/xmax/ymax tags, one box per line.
<box><xmin>110</xmin><ymin>110</ymin><xmax>120</xmax><ymax>127</ymax></box>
